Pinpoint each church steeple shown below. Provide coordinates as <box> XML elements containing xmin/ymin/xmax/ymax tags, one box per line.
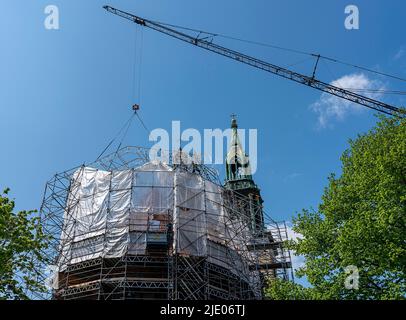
<box><xmin>225</xmin><ymin>115</ymin><xmax>253</xmax><ymax>182</ymax></box>
<box><xmin>224</xmin><ymin>115</ymin><xmax>265</xmax><ymax>233</ymax></box>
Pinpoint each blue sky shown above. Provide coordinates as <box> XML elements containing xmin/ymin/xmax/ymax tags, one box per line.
<box><xmin>1</xmin><ymin>1</ymin><xmax>405</xmax><ymax>277</ymax></box>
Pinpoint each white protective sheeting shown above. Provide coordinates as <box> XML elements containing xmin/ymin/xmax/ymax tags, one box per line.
<box><xmin>173</xmin><ymin>172</ymin><xmax>206</xmax><ymax>256</ymax></box>
<box><xmin>58</xmin><ymin>168</ymin><xmax>125</xmax><ymax>268</ymax></box>
<box><xmin>58</xmin><ymin>161</ymin><xmax>251</xmax><ymax>277</ymax></box>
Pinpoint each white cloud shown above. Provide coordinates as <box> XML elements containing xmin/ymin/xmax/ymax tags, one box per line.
<box><xmin>310</xmin><ymin>73</ymin><xmax>384</xmax><ymax>128</ymax></box>
<box><xmin>283</xmin><ymin>172</ymin><xmax>303</xmax><ymax>183</ymax></box>
<box><xmin>394</xmin><ymin>47</ymin><xmax>404</xmax><ymax>60</ymax></box>
<box><xmin>285</xmin><ymin>223</ymin><xmax>305</xmax><ymax>273</ymax></box>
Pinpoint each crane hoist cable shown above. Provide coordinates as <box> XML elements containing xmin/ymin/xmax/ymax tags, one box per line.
<box><xmin>103</xmin><ymin>5</ymin><xmax>406</xmax><ymax>118</ymax></box>
<box><xmin>95</xmin><ymin>107</ymin><xmax>150</xmax><ymax>161</ymax></box>
<box><xmin>131</xmin><ymin>26</ymin><xmax>138</xmax><ymax>105</ymax></box>
<box><xmin>131</xmin><ymin>26</ymin><xmax>144</xmax><ymax>106</ymax></box>
<box><xmin>96</xmin><ymin>111</ymin><xmax>137</xmax><ymax>161</ymax></box>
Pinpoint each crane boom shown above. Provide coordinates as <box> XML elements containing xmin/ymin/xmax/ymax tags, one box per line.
<box><xmin>103</xmin><ymin>6</ymin><xmax>405</xmax><ymax>118</ymax></box>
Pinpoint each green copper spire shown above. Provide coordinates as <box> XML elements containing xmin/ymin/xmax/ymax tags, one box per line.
<box><xmin>225</xmin><ymin>115</ymin><xmax>253</xmax><ymax>182</ymax></box>
<box><xmin>224</xmin><ymin>115</ymin><xmax>265</xmax><ymax>233</ymax></box>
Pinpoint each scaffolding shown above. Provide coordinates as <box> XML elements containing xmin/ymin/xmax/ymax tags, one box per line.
<box><xmin>35</xmin><ymin>146</ymin><xmax>293</xmax><ymax>300</ymax></box>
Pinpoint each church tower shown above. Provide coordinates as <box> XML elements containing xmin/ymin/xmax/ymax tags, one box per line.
<box><xmin>224</xmin><ymin>115</ymin><xmax>265</xmax><ymax>234</ymax></box>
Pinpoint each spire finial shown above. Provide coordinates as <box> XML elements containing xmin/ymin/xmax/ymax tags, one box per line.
<box><xmin>230</xmin><ymin>113</ymin><xmax>238</xmax><ymax>129</ymax></box>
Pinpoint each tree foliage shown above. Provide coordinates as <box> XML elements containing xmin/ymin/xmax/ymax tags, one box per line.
<box><xmin>266</xmin><ymin>116</ymin><xmax>406</xmax><ymax>300</ymax></box>
<box><xmin>0</xmin><ymin>188</ymin><xmax>48</xmax><ymax>299</ymax></box>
